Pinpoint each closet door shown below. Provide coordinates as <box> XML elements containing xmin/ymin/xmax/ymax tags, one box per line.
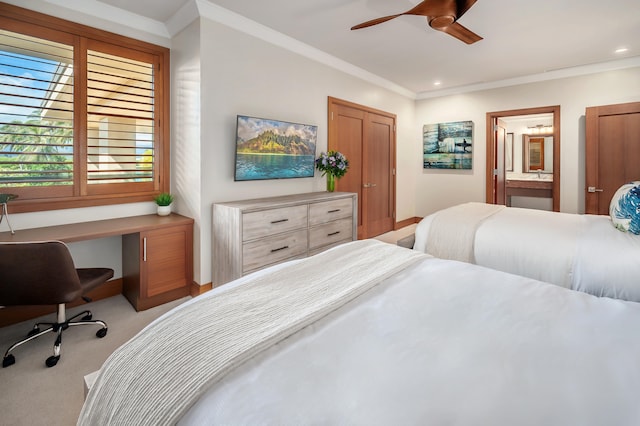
<box><xmin>365</xmin><ymin>112</ymin><xmax>395</xmax><ymax>237</ymax></box>
<box><xmin>586</xmin><ymin>102</ymin><xmax>640</xmax><ymax>214</ymax></box>
<box><xmin>328</xmin><ymin>97</ymin><xmax>396</xmax><ymax>239</ymax></box>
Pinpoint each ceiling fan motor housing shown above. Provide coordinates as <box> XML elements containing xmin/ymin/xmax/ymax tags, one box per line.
<box><xmin>429</xmin><ymin>15</ymin><xmax>456</xmax><ymax>29</ymax></box>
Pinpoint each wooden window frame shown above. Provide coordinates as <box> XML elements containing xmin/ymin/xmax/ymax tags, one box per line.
<box><xmin>0</xmin><ymin>3</ymin><xmax>170</xmax><ymax>214</ymax></box>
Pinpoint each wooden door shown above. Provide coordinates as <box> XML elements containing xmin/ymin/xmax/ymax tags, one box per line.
<box><xmin>585</xmin><ymin>102</ymin><xmax>640</xmax><ymax>214</ymax></box>
<box><xmin>493</xmin><ymin>118</ymin><xmax>507</xmax><ymax>205</ymax></box>
<box><xmin>365</xmin><ymin>112</ymin><xmax>395</xmax><ymax>237</ymax></box>
<box><xmin>328</xmin><ymin>97</ymin><xmax>396</xmax><ymax>239</ymax></box>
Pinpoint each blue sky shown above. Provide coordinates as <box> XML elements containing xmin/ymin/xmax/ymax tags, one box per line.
<box><xmin>0</xmin><ymin>49</ymin><xmax>61</xmax><ymax>124</ymax></box>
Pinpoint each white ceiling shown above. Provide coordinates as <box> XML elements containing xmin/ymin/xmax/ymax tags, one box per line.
<box><xmin>93</xmin><ymin>0</ymin><xmax>640</xmax><ymax>97</ymax></box>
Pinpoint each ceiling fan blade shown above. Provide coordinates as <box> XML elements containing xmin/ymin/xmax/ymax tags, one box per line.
<box><xmin>351</xmin><ymin>14</ymin><xmax>403</xmax><ymax>30</ymax></box>
<box><xmin>439</xmin><ymin>21</ymin><xmax>483</xmax><ymax>44</ymax></box>
<box><xmin>455</xmin><ymin>0</ymin><xmax>478</xmax><ymax>19</ymax></box>
<box><xmin>352</xmin><ymin>0</ymin><xmax>456</xmax><ymax>30</ymax></box>
<box><xmin>405</xmin><ymin>0</ymin><xmax>453</xmax><ymax>17</ymax></box>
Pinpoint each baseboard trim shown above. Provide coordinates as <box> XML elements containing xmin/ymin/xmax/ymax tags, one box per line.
<box><xmin>395</xmin><ymin>216</ymin><xmax>422</xmax><ymax>230</ymax></box>
<box><xmin>190</xmin><ymin>281</ymin><xmax>213</xmax><ymax>296</ymax></box>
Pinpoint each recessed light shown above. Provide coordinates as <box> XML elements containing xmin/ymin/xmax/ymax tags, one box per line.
<box><xmin>615</xmin><ymin>47</ymin><xmax>629</xmax><ymax>54</ymax></box>
<box><xmin>434</xmin><ymin>81</ymin><xmax>442</xmax><ymax>86</ymax></box>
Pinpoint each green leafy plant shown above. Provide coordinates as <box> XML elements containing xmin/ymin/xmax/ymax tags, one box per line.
<box><xmin>153</xmin><ymin>192</ymin><xmax>174</xmax><ymax>206</ymax></box>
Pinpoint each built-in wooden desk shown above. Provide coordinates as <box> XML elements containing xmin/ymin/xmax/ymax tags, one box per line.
<box><xmin>0</xmin><ymin>214</ymin><xmax>194</xmax><ymax>325</ymax></box>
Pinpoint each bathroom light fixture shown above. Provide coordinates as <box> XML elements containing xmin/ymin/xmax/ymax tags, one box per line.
<box><xmin>526</xmin><ymin>124</ymin><xmax>553</xmax><ymax>135</ymax></box>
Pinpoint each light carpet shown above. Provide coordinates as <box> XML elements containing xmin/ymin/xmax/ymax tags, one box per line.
<box><xmin>0</xmin><ymin>294</ymin><xmax>189</xmax><ymax>426</ymax></box>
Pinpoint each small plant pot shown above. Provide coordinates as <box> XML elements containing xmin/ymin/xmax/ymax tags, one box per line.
<box><xmin>157</xmin><ymin>205</ymin><xmax>172</xmax><ymax>216</ymax></box>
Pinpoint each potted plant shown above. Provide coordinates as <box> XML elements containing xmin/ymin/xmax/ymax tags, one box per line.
<box><xmin>154</xmin><ymin>192</ymin><xmax>174</xmax><ymax>216</ymax></box>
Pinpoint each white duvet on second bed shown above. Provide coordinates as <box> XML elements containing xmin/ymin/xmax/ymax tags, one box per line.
<box><xmin>415</xmin><ymin>204</ymin><xmax>640</xmax><ymax>301</ymax></box>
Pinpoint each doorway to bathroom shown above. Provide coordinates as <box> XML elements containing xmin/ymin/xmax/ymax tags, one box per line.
<box><xmin>486</xmin><ymin>106</ymin><xmax>561</xmax><ymax>212</ymax></box>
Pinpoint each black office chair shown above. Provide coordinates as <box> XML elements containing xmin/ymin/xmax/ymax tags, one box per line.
<box><xmin>0</xmin><ymin>241</ymin><xmax>114</xmax><ymax>368</ymax></box>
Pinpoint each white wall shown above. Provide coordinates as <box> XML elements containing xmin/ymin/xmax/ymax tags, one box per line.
<box><xmin>415</xmin><ymin>67</ymin><xmax>640</xmax><ymax>217</ymax></box>
<box><xmin>195</xmin><ymin>17</ymin><xmax>416</xmax><ymax>284</ymax></box>
<box><xmin>172</xmin><ymin>19</ymin><xmax>203</xmax><ymax>282</ymax></box>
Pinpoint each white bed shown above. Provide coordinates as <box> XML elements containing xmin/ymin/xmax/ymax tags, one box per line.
<box><xmin>79</xmin><ymin>240</ymin><xmax>640</xmax><ymax>425</ymax></box>
<box><xmin>414</xmin><ymin>202</ymin><xmax>640</xmax><ymax>302</ymax></box>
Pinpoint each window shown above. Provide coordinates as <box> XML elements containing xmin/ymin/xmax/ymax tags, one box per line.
<box><xmin>0</xmin><ymin>5</ymin><xmax>169</xmax><ymax>213</ymax></box>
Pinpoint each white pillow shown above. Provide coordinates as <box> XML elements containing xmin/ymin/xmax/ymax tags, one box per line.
<box><xmin>609</xmin><ymin>181</ymin><xmax>640</xmax><ymax>235</ymax></box>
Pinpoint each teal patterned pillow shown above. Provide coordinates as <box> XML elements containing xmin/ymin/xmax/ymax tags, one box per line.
<box><xmin>610</xmin><ymin>181</ymin><xmax>640</xmax><ymax>234</ymax></box>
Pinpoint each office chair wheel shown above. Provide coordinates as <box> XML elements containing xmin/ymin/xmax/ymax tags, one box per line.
<box><xmin>45</xmin><ymin>355</ymin><xmax>60</xmax><ymax>368</ymax></box>
<box><xmin>96</xmin><ymin>328</ymin><xmax>107</xmax><ymax>338</ymax></box>
<box><xmin>82</xmin><ymin>313</ymin><xmax>92</xmax><ymax>321</ymax></box>
<box><xmin>3</xmin><ymin>354</ymin><xmax>15</xmax><ymax>368</ymax></box>
<box><xmin>27</xmin><ymin>327</ymin><xmax>40</xmax><ymax>337</ymax></box>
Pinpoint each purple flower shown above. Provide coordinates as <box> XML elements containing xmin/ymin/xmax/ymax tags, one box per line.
<box><xmin>315</xmin><ymin>150</ymin><xmax>349</xmax><ymax>178</ymax></box>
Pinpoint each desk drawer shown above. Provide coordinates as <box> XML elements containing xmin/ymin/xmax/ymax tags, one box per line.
<box><xmin>309</xmin><ymin>218</ymin><xmax>353</xmax><ymax>250</ymax></box>
<box><xmin>309</xmin><ymin>198</ymin><xmax>353</xmax><ymax>226</ymax></box>
<box><xmin>243</xmin><ymin>205</ymin><xmax>308</xmax><ymax>241</ymax></box>
<box><xmin>242</xmin><ymin>229</ymin><xmax>307</xmax><ymax>272</ymax></box>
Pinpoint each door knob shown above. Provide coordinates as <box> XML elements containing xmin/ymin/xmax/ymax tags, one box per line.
<box><xmin>587</xmin><ymin>186</ymin><xmax>603</xmax><ymax>193</ymax></box>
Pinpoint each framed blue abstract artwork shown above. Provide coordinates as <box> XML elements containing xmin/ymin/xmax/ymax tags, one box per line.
<box><xmin>423</xmin><ymin>120</ymin><xmax>473</xmax><ymax>170</ymax></box>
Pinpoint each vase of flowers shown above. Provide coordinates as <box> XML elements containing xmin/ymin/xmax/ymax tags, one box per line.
<box><xmin>315</xmin><ymin>151</ymin><xmax>349</xmax><ymax>192</ymax></box>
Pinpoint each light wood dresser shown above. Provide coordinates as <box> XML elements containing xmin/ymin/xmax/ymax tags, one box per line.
<box><xmin>213</xmin><ymin>191</ymin><xmax>357</xmax><ymax>286</ymax></box>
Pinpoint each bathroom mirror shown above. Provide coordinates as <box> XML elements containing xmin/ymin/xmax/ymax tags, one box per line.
<box><xmin>523</xmin><ymin>134</ymin><xmax>553</xmax><ymax>173</ymax></box>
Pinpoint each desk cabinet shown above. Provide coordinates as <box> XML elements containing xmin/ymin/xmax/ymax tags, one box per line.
<box><xmin>213</xmin><ymin>192</ymin><xmax>357</xmax><ymax>286</ymax></box>
<box><xmin>123</xmin><ymin>222</ymin><xmax>193</xmax><ymax>311</ymax></box>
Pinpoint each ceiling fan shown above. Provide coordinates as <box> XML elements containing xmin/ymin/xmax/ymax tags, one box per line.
<box><xmin>351</xmin><ymin>0</ymin><xmax>482</xmax><ymax>45</ymax></box>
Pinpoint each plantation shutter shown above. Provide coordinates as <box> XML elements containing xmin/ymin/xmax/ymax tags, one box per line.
<box><xmin>86</xmin><ymin>44</ymin><xmax>156</xmax><ymax>194</ymax></box>
<box><xmin>0</xmin><ymin>5</ymin><xmax>169</xmax><ymax>212</ymax></box>
<box><xmin>0</xmin><ymin>28</ymin><xmax>75</xmax><ymax>198</ymax></box>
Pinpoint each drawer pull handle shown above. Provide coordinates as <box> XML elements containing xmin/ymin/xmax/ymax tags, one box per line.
<box><xmin>270</xmin><ymin>245</ymin><xmax>289</xmax><ymax>253</ymax></box>
<box><xmin>271</xmin><ymin>219</ymin><xmax>289</xmax><ymax>224</ymax></box>
<box><xmin>328</xmin><ymin>209</ymin><xmax>341</xmax><ymax>213</ymax></box>
<box><xmin>328</xmin><ymin>231</ymin><xmax>341</xmax><ymax>237</ymax></box>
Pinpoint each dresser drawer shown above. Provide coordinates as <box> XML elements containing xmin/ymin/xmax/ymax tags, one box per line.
<box><xmin>309</xmin><ymin>218</ymin><xmax>353</xmax><ymax>250</ymax></box>
<box><xmin>214</xmin><ymin>192</ymin><xmax>357</xmax><ymax>286</ymax></box>
<box><xmin>243</xmin><ymin>205</ymin><xmax>308</xmax><ymax>241</ymax></box>
<box><xmin>242</xmin><ymin>229</ymin><xmax>307</xmax><ymax>272</ymax></box>
<box><xmin>309</xmin><ymin>198</ymin><xmax>353</xmax><ymax>226</ymax></box>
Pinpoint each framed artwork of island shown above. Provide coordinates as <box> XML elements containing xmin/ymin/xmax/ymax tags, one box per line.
<box><xmin>234</xmin><ymin>115</ymin><xmax>317</xmax><ymax>181</ymax></box>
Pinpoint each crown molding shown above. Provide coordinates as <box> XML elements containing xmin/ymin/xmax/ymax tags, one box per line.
<box><xmin>416</xmin><ymin>56</ymin><xmax>640</xmax><ymax>100</ymax></box>
<box><xmin>165</xmin><ymin>0</ymin><xmax>200</xmax><ymax>38</ymax></box>
<box><xmin>192</xmin><ymin>0</ymin><xmax>416</xmax><ymax>99</ymax></box>
<box><xmin>45</xmin><ymin>0</ymin><xmax>170</xmax><ymax>38</ymax></box>
<box><xmin>11</xmin><ymin>0</ymin><xmax>638</xmax><ymax>102</ymax></box>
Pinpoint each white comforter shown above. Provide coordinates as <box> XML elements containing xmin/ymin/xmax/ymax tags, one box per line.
<box><xmin>178</xmin><ymin>242</ymin><xmax>640</xmax><ymax>425</ymax></box>
<box><xmin>415</xmin><ymin>203</ymin><xmax>640</xmax><ymax>302</ymax></box>
<box><xmin>80</xmin><ymin>240</ymin><xmax>640</xmax><ymax>425</ymax></box>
